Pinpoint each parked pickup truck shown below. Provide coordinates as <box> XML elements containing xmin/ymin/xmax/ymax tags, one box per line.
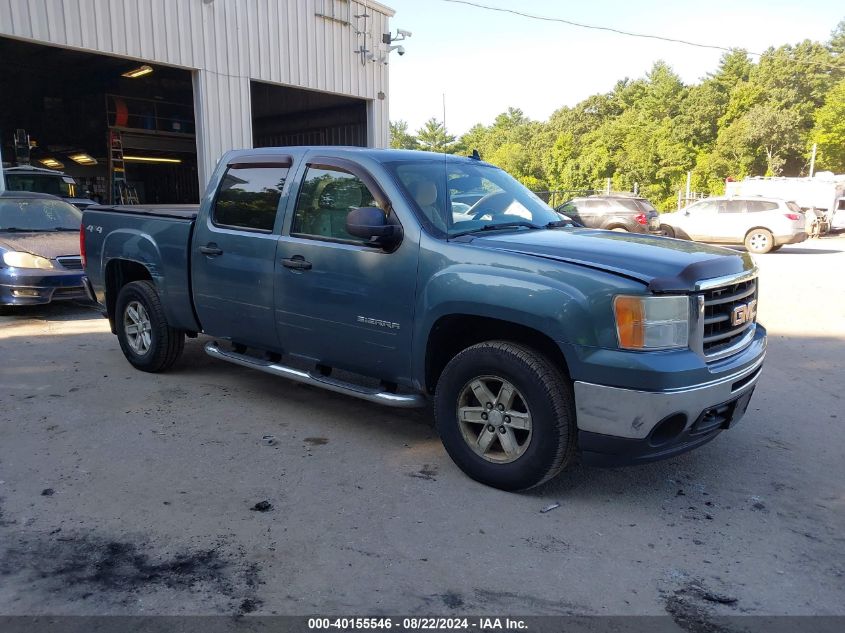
<box><xmin>82</xmin><ymin>147</ymin><xmax>767</xmax><ymax>490</ymax></box>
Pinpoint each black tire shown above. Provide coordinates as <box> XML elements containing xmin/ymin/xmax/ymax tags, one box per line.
<box><xmin>744</xmin><ymin>228</ymin><xmax>774</xmax><ymax>254</ymax></box>
<box><xmin>660</xmin><ymin>224</ymin><xmax>675</xmax><ymax>239</ymax></box>
<box><xmin>115</xmin><ymin>280</ymin><xmax>184</xmax><ymax>372</ymax></box>
<box><xmin>434</xmin><ymin>341</ymin><xmax>576</xmax><ymax>491</ymax></box>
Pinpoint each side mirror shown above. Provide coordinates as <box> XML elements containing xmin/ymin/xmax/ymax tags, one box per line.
<box><xmin>346</xmin><ymin>207</ymin><xmax>402</xmax><ymax>247</ymax></box>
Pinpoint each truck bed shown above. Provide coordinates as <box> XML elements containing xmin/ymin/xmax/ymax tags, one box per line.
<box><xmin>83</xmin><ymin>204</ymin><xmax>201</xmax><ymax>333</ymax></box>
<box><xmin>86</xmin><ymin>204</ymin><xmax>199</xmax><ymax>220</ymax></box>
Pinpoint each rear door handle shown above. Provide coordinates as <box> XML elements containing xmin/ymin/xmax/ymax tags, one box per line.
<box><xmin>199</xmin><ymin>244</ymin><xmax>223</xmax><ymax>256</ymax></box>
<box><xmin>282</xmin><ymin>255</ymin><xmax>312</xmax><ymax>270</ymax></box>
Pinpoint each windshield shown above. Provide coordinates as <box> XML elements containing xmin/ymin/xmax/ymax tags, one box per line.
<box><xmin>5</xmin><ymin>173</ymin><xmax>75</xmax><ymax>198</ymax></box>
<box><xmin>0</xmin><ymin>198</ymin><xmax>82</xmax><ymax>231</ymax></box>
<box><xmin>387</xmin><ymin>160</ymin><xmax>564</xmax><ymax>238</ymax></box>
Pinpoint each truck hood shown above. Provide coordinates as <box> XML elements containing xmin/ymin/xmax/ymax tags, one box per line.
<box><xmin>0</xmin><ymin>231</ymin><xmax>81</xmax><ymax>259</ymax></box>
<box><xmin>470</xmin><ymin>228</ymin><xmax>755</xmax><ymax>292</ymax></box>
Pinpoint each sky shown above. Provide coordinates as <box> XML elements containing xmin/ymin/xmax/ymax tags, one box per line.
<box><xmin>384</xmin><ymin>0</ymin><xmax>844</xmax><ymax>136</ymax></box>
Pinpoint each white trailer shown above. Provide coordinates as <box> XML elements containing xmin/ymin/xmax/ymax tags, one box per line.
<box><xmin>725</xmin><ymin>174</ymin><xmax>845</xmax><ymax>233</ymax></box>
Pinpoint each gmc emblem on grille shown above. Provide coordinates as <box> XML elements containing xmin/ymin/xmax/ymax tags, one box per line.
<box><xmin>731</xmin><ymin>299</ymin><xmax>758</xmax><ymax>327</ymax></box>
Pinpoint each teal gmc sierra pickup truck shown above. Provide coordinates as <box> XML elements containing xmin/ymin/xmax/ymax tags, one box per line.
<box><xmin>81</xmin><ymin>147</ymin><xmax>766</xmax><ymax>490</ymax></box>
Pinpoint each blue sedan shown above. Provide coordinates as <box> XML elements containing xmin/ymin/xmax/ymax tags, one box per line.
<box><xmin>0</xmin><ymin>191</ymin><xmax>88</xmax><ymax>309</ymax></box>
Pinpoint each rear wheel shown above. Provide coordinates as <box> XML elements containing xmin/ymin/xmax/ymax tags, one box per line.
<box><xmin>434</xmin><ymin>341</ymin><xmax>576</xmax><ymax>491</ymax></box>
<box><xmin>745</xmin><ymin>228</ymin><xmax>774</xmax><ymax>254</ymax></box>
<box><xmin>769</xmin><ymin>245</ymin><xmax>783</xmax><ymax>252</ymax></box>
<box><xmin>609</xmin><ymin>226</ymin><xmax>628</xmax><ymax>232</ymax></box>
<box><xmin>660</xmin><ymin>224</ymin><xmax>675</xmax><ymax>238</ymax></box>
<box><xmin>115</xmin><ymin>280</ymin><xmax>184</xmax><ymax>372</ymax></box>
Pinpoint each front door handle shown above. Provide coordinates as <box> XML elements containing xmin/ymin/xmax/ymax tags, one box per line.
<box><xmin>282</xmin><ymin>255</ymin><xmax>312</xmax><ymax>270</ymax></box>
<box><xmin>199</xmin><ymin>244</ymin><xmax>223</xmax><ymax>256</ymax></box>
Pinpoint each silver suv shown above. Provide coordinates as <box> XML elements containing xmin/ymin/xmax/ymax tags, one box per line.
<box><xmin>659</xmin><ymin>196</ymin><xmax>807</xmax><ymax>254</ymax></box>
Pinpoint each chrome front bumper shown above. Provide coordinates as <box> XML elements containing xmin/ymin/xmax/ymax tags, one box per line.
<box><xmin>573</xmin><ymin>353</ymin><xmax>765</xmax><ymax>440</ymax></box>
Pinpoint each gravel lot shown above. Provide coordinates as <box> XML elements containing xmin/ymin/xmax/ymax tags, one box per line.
<box><xmin>1</xmin><ymin>236</ymin><xmax>843</xmax><ymax>622</ymax></box>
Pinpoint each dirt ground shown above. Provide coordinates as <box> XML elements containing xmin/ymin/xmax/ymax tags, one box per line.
<box><xmin>1</xmin><ymin>236</ymin><xmax>843</xmax><ymax>623</ymax></box>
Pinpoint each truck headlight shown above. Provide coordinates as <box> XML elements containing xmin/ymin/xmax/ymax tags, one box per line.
<box><xmin>613</xmin><ymin>295</ymin><xmax>689</xmax><ymax>350</ymax></box>
<box><xmin>2</xmin><ymin>251</ymin><xmax>56</xmax><ymax>270</ymax></box>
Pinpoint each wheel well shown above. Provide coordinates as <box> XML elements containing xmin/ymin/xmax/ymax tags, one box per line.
<box><xmin>105</xmin><ymin>259</ymin><xmax>152</xmax><ymax>330</ymax></box>
<box><xmin>744</xmin><ymin>226</ymin><xmax>773</xmax><ymax>238</ymax></box>
<box><xmin>425</xmin><ymin>315</ymin><xmax>570</xmax><ymax>393</ymax></box>
<box><xmin>602</xmin><ymin>219</ymin><xmax>629</xmax><ymax>230</ymax></box>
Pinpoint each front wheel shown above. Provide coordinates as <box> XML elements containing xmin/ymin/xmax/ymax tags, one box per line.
<box><xmin>115</xmin><ymin>280</ymin><xmax>184</xmax><ymax>372</ymax></box>
<box><xmin>434</xmin><ymin>341</ymin><xmax>576</xmax><ymax>490</ymax></box>
<box><xmin>745</xmin><ymin>228</ymin><xmax>774</xmax><ymax>254</ymax></box>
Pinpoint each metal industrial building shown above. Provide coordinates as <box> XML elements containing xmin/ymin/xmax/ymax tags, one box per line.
<box><xmin>0</xmin><ymin>0</ymin><xmax>395</xmax><ymax>204</ymax></box>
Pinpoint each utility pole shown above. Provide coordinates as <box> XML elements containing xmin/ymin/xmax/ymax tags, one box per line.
<box><xmin>441</xmin><ymin>93</ymin><xmax>447</xmax><ymax>155</ymax></box>
<box><xmin>809</xmin><ymin>143</ymin><xmax>817</xmax><ymax>178</ymax></box>
<box><xmin>605</xmin><ymin>178</ymin><xmax>611</xmax><ymax>195</ymax></box>
<box><xmin>685</xmin><ymin>171</ymin><xmax>691</xmax><ymax>203</ymax></box>
<box><xmin>0</xmin><ymin>132</ymin><xmax>5</xmax><ymax>193</ymax></box>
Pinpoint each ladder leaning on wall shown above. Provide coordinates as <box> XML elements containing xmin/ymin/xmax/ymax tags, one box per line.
<box><xmin>109</xmin><ymin>129</ymin><xmax>139</xmax><ymax>204</ymax></box>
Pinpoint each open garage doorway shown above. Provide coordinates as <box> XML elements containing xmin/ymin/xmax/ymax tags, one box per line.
<box><xmin>251</xmin><ymin>81</ymin><xmax>368</xmax><ymax>148</ymax></box>
<box><xmin>0</xmin><ymin>37</ymin><xmax>199</xmax><ymax>204</ymax></box>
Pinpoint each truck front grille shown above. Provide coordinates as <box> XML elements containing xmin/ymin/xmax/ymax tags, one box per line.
<box><xmin>699</xmin><ymin>278</ymin><xmax>758</xmax><ymax>359</ymax></box>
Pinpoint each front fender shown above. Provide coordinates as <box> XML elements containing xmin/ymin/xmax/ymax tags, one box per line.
<box><xmin>411</xmin><ymin>261</ymin><xmax>633</xmax><ymax>387</ymax></box>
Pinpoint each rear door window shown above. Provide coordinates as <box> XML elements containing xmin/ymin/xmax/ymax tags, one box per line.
<box><xmin>747</xmin><ymin>201</ymin><xmax>779</xmax><ymax>213</ymax></box>
<box><xmin>616</xmin><ymin>199</ymin><xmax>642</xmax><ymax>212</ymax></box>
<box><xmin>721</xmin><ymin>200</ymin><xmax>746</xmax><ymax>214</ymax></box>
<box><xmin>581</xmin><ymin>199</ymin><xmax>608</xmax><ymax>212</ymax></box>
<box><xmin>212</xmin><ymin>165</ymin><xmax>289</xmax><ymax>232</ymax></box>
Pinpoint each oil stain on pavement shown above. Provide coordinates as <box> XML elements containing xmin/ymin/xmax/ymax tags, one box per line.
<box><xmin>0</xmin><ymin>531</ymin><xmax>261</xmax><ymax>612</ymax></box>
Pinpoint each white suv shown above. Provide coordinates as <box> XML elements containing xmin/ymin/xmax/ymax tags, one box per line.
<box><xmin>659</xmin><ymin>196</ymin><xmax>807</xmax><ymax>254</ymax></box>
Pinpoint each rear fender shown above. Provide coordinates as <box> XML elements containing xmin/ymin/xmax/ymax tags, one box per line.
<box><xmin>102</xmin><ymin>229</ymin><xmax>199</xmax><ymax>332</ymax></box>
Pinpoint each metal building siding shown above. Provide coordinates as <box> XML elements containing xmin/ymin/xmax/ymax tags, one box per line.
<box><xmin>0</xmin><ymin>0</ymin><xmax>394</xmax><ymax>184</ymax></box>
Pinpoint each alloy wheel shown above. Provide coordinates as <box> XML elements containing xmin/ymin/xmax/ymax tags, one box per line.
<box><xmin>456</xmin><ymin>376</ymin><xmax>532</xmax><ymax>463</ymax></box>
<box><xmin>123</xmin><ymin>300</ymin><xmax>152</xmax><ymax>355</ymax></box>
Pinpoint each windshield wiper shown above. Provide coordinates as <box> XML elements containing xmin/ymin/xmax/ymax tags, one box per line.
<box><xmin>51</xmin><ymin>227</ymin><xmax>79</xmax><ymax>231</ymax></box>
<box><xmin>450</xmin><ymin>221</ymin><xmax>544</xmax><ymax>239</ymax></box>
<box><xmin>545</xmin><ymin>220</ymin><xmax>575</xmax><ymax>228</ymax></box>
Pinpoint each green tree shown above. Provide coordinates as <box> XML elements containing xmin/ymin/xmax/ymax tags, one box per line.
<box><xmin>743</xmin><ymin>105</ymin><xmax>803</xmax><ymax>175</ymax></box>
<box><xmin>389</xmin><ymin>120</ymin><xmax>418</xmax><ymax>149</ymax></box>
<box><xmin>415</xmin><ymin>118</ymin><xmax>456</xmax><ymax>153</ymax></box>
<box><xmin>810</xmin><ymin>78</ymin><xmax>845</xmax><ymax>172</ymax></box>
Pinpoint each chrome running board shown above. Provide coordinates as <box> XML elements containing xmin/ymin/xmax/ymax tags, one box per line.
<box><xmin>204</xmin><ymin>341</ymin><xmax>427</xmax><ymax>409</ymax></box>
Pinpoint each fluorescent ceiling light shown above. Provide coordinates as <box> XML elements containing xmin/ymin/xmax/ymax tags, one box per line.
<box><xmin>39</xmin><ymin>158</ymin><xmax>64</xmax><ymax>169</ymax></box>
<box><xmin>69</xmin><ymin>153</ymin><xmax>98</xmax><ymax>165</ymax></box>
<box><xmin>123</xmin><ymin>155</ymin><xmax>182</xmax><ymax>164</ymax></box>
<box><xmin>121</xmin><ymin>64</ymin><xmax>153</xmax><ymax>78</ymax></box>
